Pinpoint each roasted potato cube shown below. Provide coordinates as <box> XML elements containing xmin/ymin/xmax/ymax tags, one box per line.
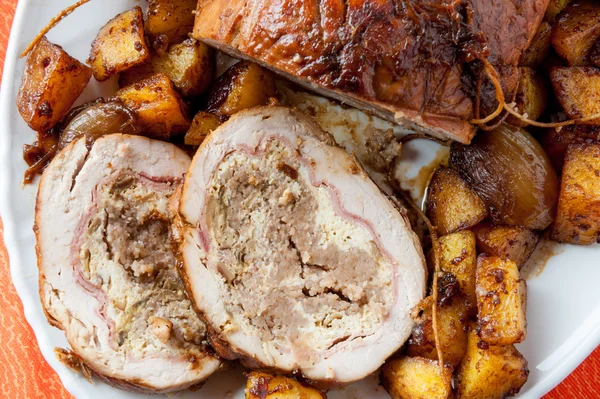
<box><xmin>115</xmin><ymin>73</ymin><xmax>190</xmax><ymax>139</ymax></box>
<box><xmin>541</xmin><ymin>125</ymin><xmax>600</xmax><ymax>173</ymax></box>
<box><xmin>551</xmin><ymin>1</ymin><xmax>600</xmax><ymax>66</ymax></box>
<box><xmin>407</xmin><ymin>294</ymin><xmax>469</xmax><ymax>367</ymax></box>
<box><xmin>476</xmin><ymin>256</ymin><xmax>527</xmax><ymax>345</ymax></box>
<box><xmin>17</xmin><ymin>38</ymin><xmax>91</xmax><ymax>132</ymax></box>
<box><xmin>146</xmin><ymin>0</ymin><xmax>197</xmax><ymax>44</ymax></box>
<box><xmin>456</xmin><ymin>326</ymin><xmax>529</xmax><ymax>399</ymax></box>
<box><xmin>88</xmin><ymin>7</ymin><xmax>150</xmax><ymax>82</ymax></box>
<box><xmin>545</xmin><ymin>0</ymin><xmax>574</xmax><ymax>22</ymax></box>
<box><xmin>185</xmin><ymin>112</ymin><xmax>222</xmax><ymax>145</ymax></box>
<box><xmin>506</xmin><ymin>67</ymin><xmax>548</xmax><ymax>127</ymax></box>
<box><xmin>473</xmin><ymin>222</ymin><xmax>539</xmax><ymax>268</ymax></box>
<box><xmin>426</xmin><ymin>168</ymin><xmax>487</xmax><ymax>236</ymax></box>
<box><xmin>382</xmin><ymin>356</ymin><xmax>453</xmax><ymax>399</ymax></box>
<box><xmin>551</xmin><ymin>66</ymin><xmax>600</xmax><ymax>123</ymax></box>
<box><xmin>245</xmin><ymin>371</ymin><xmax>326</xmax><ymax>399</ymax></box>
<box><xmin>120</xmin><ymin>39</ymin><xmax>214</xmax><ymax>97</ymax></box>
<box><xmin>521</xmin><ymin>22</ymin><xmax>553</xmax><ymax>67</ymax></box>
<box><xmin>439</xmin><ymin>231</ymin><xmax>478</xmax><ymax>308</ymax></box>
<box><xmin>590</xmin><ymin>40</ymin><xmax>600</xmax><ymax>67</ymax></box>
<box><xmin>551</xmin><ymin>143</ymin><xmax>600</xmax><ymax>244</ymax></box>
<box><xmin>206</xmin><ymin>61</ymin><xmax>277</xmax><ymax>116</ymax></box>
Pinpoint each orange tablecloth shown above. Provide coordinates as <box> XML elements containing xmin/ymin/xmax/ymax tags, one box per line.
<box><xmin>0</xmin><ymin>1</ymin><xmax>599</xmax><ymax>398</ymax></box>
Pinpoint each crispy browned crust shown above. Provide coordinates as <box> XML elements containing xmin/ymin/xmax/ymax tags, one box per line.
<box><xmin>193</xmin><ymin>0</ymin><xmax>549</xmax><ymax>144</ymax></box>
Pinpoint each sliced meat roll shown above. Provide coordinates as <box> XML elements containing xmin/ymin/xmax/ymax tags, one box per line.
<box><xmin>175</xmin><ymin>107</ymin><xmax>426</xmax><ymax>385</ymax></box>
<box><xmin>36</xmin><ymin>134</ymin><xmax>221</xmax><ymax>393</ymax></box>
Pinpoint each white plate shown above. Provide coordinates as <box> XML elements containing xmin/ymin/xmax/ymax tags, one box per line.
<box><xmin>1</xmin><ymin>1</ymin><xmax>599</xmax><ymax>398</ymax></box>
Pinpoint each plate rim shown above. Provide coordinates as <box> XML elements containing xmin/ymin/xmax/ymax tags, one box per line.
<box><xmin>0</xmin><ymin>1</ymin><xmax>599</xmax><ymax>398</ymax></box>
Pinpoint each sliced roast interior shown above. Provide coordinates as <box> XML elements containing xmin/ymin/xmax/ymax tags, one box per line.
<box><xmin>36</xmin><ymin>134</ymin><xmax>220</xmax><ymax>393</ymax></box>
<box><xmin>175</xmin><ymin>107</ymin><xmax>426</xmax><ymax>384</ymax></box>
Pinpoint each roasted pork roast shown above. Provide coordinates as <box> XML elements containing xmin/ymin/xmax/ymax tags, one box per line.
<box><xmin>173</xmin><ymin>107</ymin><xmax>427</xmax><ymax>385</ymax></box>
<box><xmin>36</xmin><ymin>134</ymin><xmax>220</xmax><ymax>393</ymax></box>
<box><xmin>193</xmin><ymin>0</ymin><xmax>549</xmax><ymax>143</ymax></box>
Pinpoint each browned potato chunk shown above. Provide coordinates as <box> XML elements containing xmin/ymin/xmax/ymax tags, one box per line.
<box><xmin>185</xmin><ymin>112</ymin><xmax>222</xmax><ymax>146</ymax></box>
<box><xmin>541</xmin><ymin>125</ymin><xmax>600</xmax><ymax>173</ymax></box>
<box><xmin>17</xmin><ymin>38</ymin><xmax>91</xmax><ymax>132</ymax></box>
<box><xmin>426</xmin><ymin>168</ymin><xmax>487</xmax><ymax>236</ymax></box>
<box><xmin>476</xmin><ymin>256</ymin><xmax>527</xmax><ymax>345</ymax></box>
<box><xmin>506</xmin><ymin>67</ymin><xmax>548</xmax><ymax>127</ymax></box>
<box><xmin>551</xmin><ymin>1</ymin><xmax>600</xmax><ymax>66</ymax></box>
<box><xmin>382</xmin><ymin>357</ymin><xmax>453</xmax><ymax>399</ymax></box>
<box><xmin>473</xmin><ymin>223</ymin><xmax>540</xmax><ymax>268</ymax></box>
<box><xmin>245</xmin><ymin>371</ymin><xmax>326</xmax><ymax>399</ymax></box>
<box><xmin>439</xmin><ymin>231</ymin><xmax>477</xmax><ymax>308</ymax></box>
<box><xmin>545</xmin><ymin>0</ymin><xmax>574</xmax><ymax>22</ymax></box>
<box><xmin>521</xmin><ymin>22</ymin><xmax>553</xmax><ymax>67</ymax></box>
<box><xmin>590</xmin><ymin>39</ymin><xmax>600</xmax><ymax>67</ymax></box>
<box><xmin>120</xmin><ymin>39</ymin><xmax>214</xmax><ymax>97</ymax></box>
<box><xmin>407</xmin><ymin>294</ymin><xmax>469</xmax><ymax>367</ymax></box>
<box><xmin>551</xmin><ymin>66</ymin><xmax>600</xmax><ymax>123</ymax></box>
<box><xmin>206</xmin><ymin>61</ymin><xmax>277</xmax><ymax>116</ymax></box>
<box><xmin>551</xmin><ymin>143</ymin><xmax>600</xmax><ymax>244</ymax></box>
<box><xmin>456</xmin><ymin>326</ymin><xmax>529</xmax><ymax>399</ymax></box>
<box><xmin>115</xmin><ymin>73</ymin><xmax>190</xmax><ymax>139</ymax></box>
<box><xmin>88</xmin><ymin>7</ymin><xmax>150</xmax><ymax>82</ymax></box>
<box><xmin>146</xmin><ymin>0</ymin><xmax>197</xmax><ymax>44</ymax></box>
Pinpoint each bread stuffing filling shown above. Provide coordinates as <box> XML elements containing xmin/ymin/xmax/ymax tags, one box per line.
<box><xmin>80</xmin><ymin>174</ymin><xmax>206</xmax><ymax>356</ymax></box>
<box><xmin>206</xmin><ymin>141</ymin><xmax>394</xmax><ymax>355</ymax></box>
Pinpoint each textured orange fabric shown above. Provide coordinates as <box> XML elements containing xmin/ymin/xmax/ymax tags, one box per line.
<box><xmin>0</xmin><ymin>1</ymin><xmax>598</xmax><ymax>398</ymax></box>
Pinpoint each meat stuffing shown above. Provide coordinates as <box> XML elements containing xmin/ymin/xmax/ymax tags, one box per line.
<box><xmin>173</xmin><ymin>107</ymin><xmax>426</xmax><ymax>385</ymax></box>
<box><xmin>36</xmin><ymin>134</ymin><xmax>220</xmax><ymax>393</ymax></box>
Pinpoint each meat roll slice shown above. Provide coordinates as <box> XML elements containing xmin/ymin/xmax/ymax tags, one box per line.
<box><xmin>175</xmin><ymin>107</ymin><xmax>426</xmax><ymax>385</ymax></box>
<box><xmin>36</xmin><ymin>134</ymin><xmax>221</xmax><ymax>393</ymax></box>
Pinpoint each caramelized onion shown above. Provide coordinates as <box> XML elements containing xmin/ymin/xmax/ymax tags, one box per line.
<box><xmin>450</xmin><ymin>124</ymin><xmax>559</xmax><ymax>230</ymax></box>
<box><xmin>59</xmin><ymin>102</ymin><xmax>141</xmax><ymax>149</ymax></box>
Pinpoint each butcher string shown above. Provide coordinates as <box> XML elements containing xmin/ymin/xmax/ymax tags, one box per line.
<box><xmin>390</xmin><ymin>182</ymin><xmax>445</xmax><ymax>370</ymax></box>
<box><xmin>471</xmin><ymin>58</ymin><xmax>600</xmax><ymax>128</ymax></box>
<box><xmin>20</xmin><ymin>0</ymin><xmax>93</xmax><ymax>58</ymax></box>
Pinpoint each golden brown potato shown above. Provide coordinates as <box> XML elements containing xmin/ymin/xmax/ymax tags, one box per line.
<box><xmin>551</xmin><ymin>1</ymin><xmax>600</xmax><ymax>66</ymax></box>
<box><xmin>119</xmin><ymin>39</ymin><xmax>214</xmax><ymax>97</ymax></box>
<box><xmin>521</xmin><ymin>22</ymin><xmax>553</xmax><ymax>67</ymax></box>
<box><xmin>426</xmin><ymin>168</ymin><xmax>487</xmax><ymax>236</ymax></box>
<box><xmin>541</xmin><ymin>125</ymin><xmax>600</xmax><ymax>173</ymax></box>
<box><xmin>115</xmin><ymin>73</ymin><xmax>190</xmax><ymax>139</ymax></box>
<box><xmin>438</xmin><ymin>231</ymin><xmax>478</xmax><ymax>308</ymax></box>
<box><xmin>407</xmin><ymin>294</ymin><xmax>469</xmax><ymax>367</ymax></box>
<box><xmin>146</xmin><ymin>0</ymin><xmax>197</xmax><ymax>44</ymax></box>
<box><xmin>550</xmin><ymin>66</ymin><xmax>600</xmax><ymax>124</ymax></box>
<box><xmin>455</xmin><ymin>326</ymin><xmax>529</xmax><ymax>399</ymax></box>
<box><xmin>185</xmin><ymin>112</ymin><xmax>222</xmax><ymax>146</ymax></box>
<box><xmin>589</xmin><ymin>39</ymin><xmax>600</xmax><ymax>68</ymax></box>
<box><xmin>88</xmin><ymin>7</ymin><xmax>150</xmax><ymax>82</ymax></box>
<box><xmin>550</xmin><ymin>143</ymin><xmax>600</xmax><ymax>244</ymax></box>
<box><xmin>206</xmin><ymin>61</ymin><xmax>277</xmax><ymax>116</ymax></box>
<box><xmin>506</xmin><ymin>67</ymin><xmax>548</xmax><ymax>127</ymax></box>
<box><xmin>476</xmin><ymin>256</ymin><xmax>527</xmax><ymax>345</ymax></box>
<box><xmin>382</xmin><ymin>357</ymin><xmax>453</xmax><ymax>399</ymax></box>
<box><xmin>245</xmin><ymin>371</ymin><xmax>326</xmax><ymax>399</ymax></box>
<box><xmin>472</xmin><ymin>222</ymin><xmax>540</xmax><ymax>268</ymax></box>
<box><xmin>545</xmin><ymin>0</ymin><xmax>574</xmax><ymax>22</ymax></box>
<box><xmin>17</xmin><ymin>38</ymin><xmax>91</xmax><ymax>132</ymax></box>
